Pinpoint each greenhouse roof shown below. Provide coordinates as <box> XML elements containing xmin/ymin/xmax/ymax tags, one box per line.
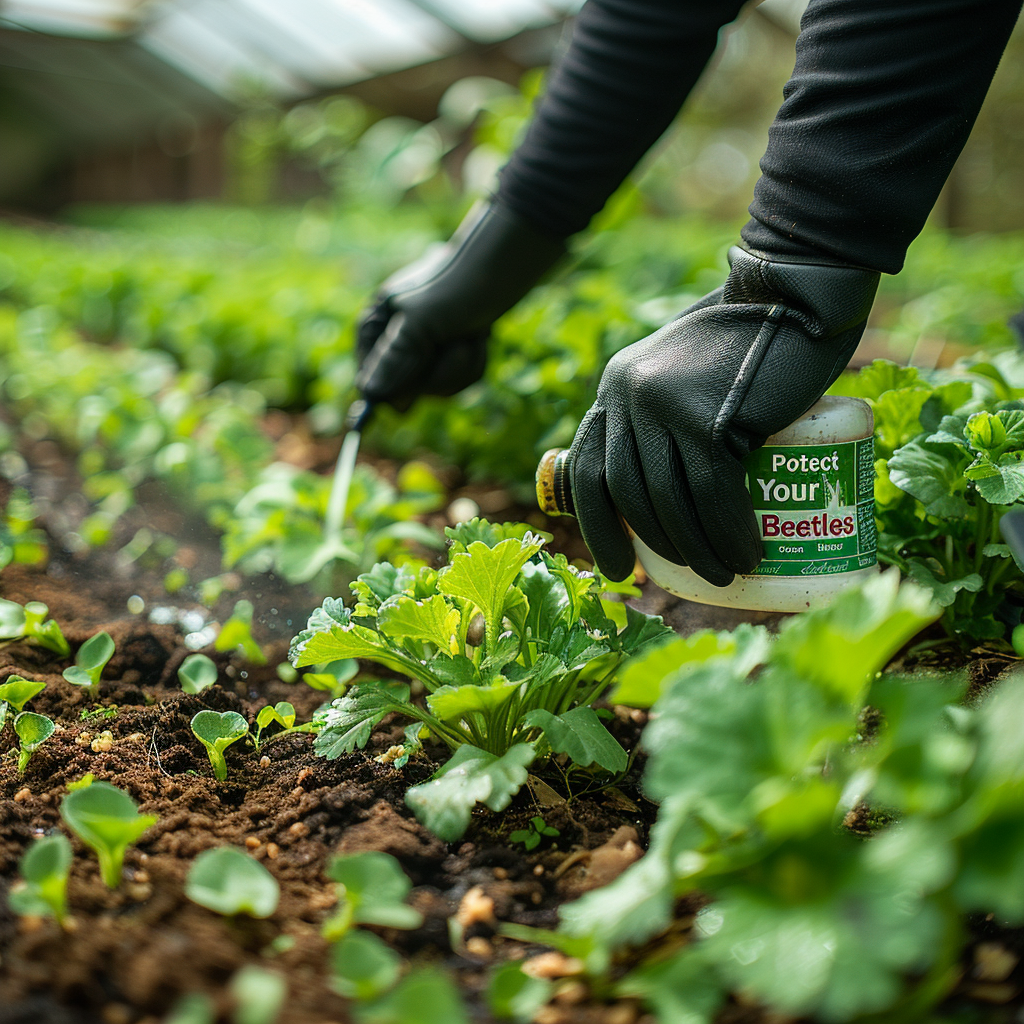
<box><xmin>0</xmin><ymin>0</ymin><xmax>583</xmax><ymax>101</ymax></box>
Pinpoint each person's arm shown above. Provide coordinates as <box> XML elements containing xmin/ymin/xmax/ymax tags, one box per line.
<box><xmin>569</xmin><ymin>0</ymin><xmax>1024</xmax><ymax>584</ymax></box>
<box><xmin>356</xmin><ymin>0</ymin><xmax>748</xmax><ymax>405</ymax></box>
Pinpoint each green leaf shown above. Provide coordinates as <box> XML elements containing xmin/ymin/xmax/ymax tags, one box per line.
<box><xmin>186</xmin><ymin>846</ymin><xmax>279</xmax><ymax>918</ymax></box>
<box><xmin>829</xmin><ymin>360</ymin><xmax>923</xmax><ymax>402</ymax></box>
<box><xmin>437</xmin><ymin>534</ymin><xmax>546</xmax><ymax>636</ymax></box>
<box><xmin>178</xmin><ymin>653</ymin><xmax>219</xmax><ymax>694</ymax></box>
<box><xmin>256</xmin><ymin>701</ymin><xmax>295</xmax><ymax>731</ymax></box>
<box><xmin>60</xmin><ymin>781</ymin><xmax>157</xmax><ymax>888</ymax></box>
<box><xmin>0</xmin><ymin>598</ymin><xmax>26</xmax><ymax>639</ymax></box>
<box><xmin>8</xmin><ymin>834</ymin><xmax>72</xmax><ymax>923</ymax></box>
<box><xmin>427</xmin><ymin>677</ymin><xmax>522</xmax><ymax>723</ymax></box>
<box><xmin>954</xmin><ymin>817</ymin><xmax>1024</xmax><ymax>923</ymax></box>
<box><xmin>522</xmin><ymin>707</ymin><xmax>626</xmax><ymax>773</ymax></box>
<box><xmin>191</xmin><ymin>710</ymin><xmax>249</xmax><ymax>781</ymax></box>
<box><xmin>905</xmin><ymin>558</ymin><xmax>983</xmax><ymax>608</ymax></box>
<box><xmin>772</xmin><ymin>569</ymin><xmax>939</xmax><ymax>708</ymax></box>
<box><xmin>968</xmin><ymin>455</ymin><xmax>1024</xmax><ymax>504</ymax></box>
<box><xmin>0</xmin><ymin>675</ymin><xmax>46</xmax><ymax>712</ymax></box>
<box><xmin>351</xmin><ymin>562</ymin><xmax>416</xmax><ymax>611</ymax></box>
<box><xmin>326</xmin><ymin>851</ymin><xmax>423</xmax><ymax>929</ymax></box>
<box><xmin>354</xmin><ymin>968</ymin><xmax>469</xmax><ymax>1024</ymax></box>
<box><xmin>614</xmin><ymin>604</ymin><xmax>674</xmax><ymax>655</ymax></box>
<box><xmin>229</xmin><ymin>965</ymin><xmax>287</xmax><ymax>1024</ymax></box>
<box><xmin>445</xmin><ymin>518</ymin><xmax>549</xmax><ymax>554</ymax></box>
<box><xmin>291</xmin><ymin>620</ymin><xmax>415</xmax><ymax>677</ymax></box>
<box><xmin>488</xmin><ymin>961</ymin><xmax>554</xmax><ymax>1023</ymax></box>
<box><xmin>314</xmin><ymin>683</ymin><xmax>410</xmax><ymax>759</ymax></box>
<box><xmin>22</xmin><ymin>602</ymin><xmax>70</xmax><ymax>656</ymax></box>
<box><xmin>617</xmin><ymin>948</ymin><xmax>724</xmax><ymax>1024</ymax></box>
<box><xmin>330</xmin><ymin>930</ymin><xmax>400</xmax><ymax>1001</ymax></box>
<box><xmin>610</xmin><ymin>625</ymin><xmax>768</xmax><ymax>708</ymax></box>
<box><xmin>215</xmin><ymin>600</ymin><xmax>266</xmax><ymax>665</ymax></box>
<box><xmin>887</xmin><ymin>442</ymin><xmax>970</xmax><ymax>518</ymax></box>
<box><xmin>14</xmin><ymin>711</ymin><xmax>55</xmax><ymax>771</ymax></box>
<box><xmin>378</xmin><ymin>594</ymin><xmax>461</xmax><ymax>653</ymax></box>
<box><xmin>405</xmin><ymin>743</ymin><xmax>534</xmax><ymax>842</ymax></box>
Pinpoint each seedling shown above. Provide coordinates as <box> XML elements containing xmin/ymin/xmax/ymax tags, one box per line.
<box><xmin>229</xmin><ymin>965</ymin><xmax>287</xmax><ymax>1024</ymax></box>
<box><xmin>191</xmin><ymin>710</ymin><xmax>249</xmax><ymax>781</ymax></box>
<box><xmin>321</xmin><ymin>851</ymin><xmax>423</xmax><ymax>941</ymax></box>
<box><xmin>0</xmin><ymin>599</ymin><xmax>70</xmax><ymax>656</ymax></box>
<box><xmin>178</xmin><ymin>653</ymin><xmax>219</xmax><ymax>694</ymax></box>
<box><xmin>215</xmin><ymin>600</ymin><xmax>267</xmax><ymax>665</ymax></box>
<box><xmin>509</xmin><ymin>816</ymin><xmax>560</xmax><ymax>852</ymax></box>
<box><xmin>7</xmin><ymin>834</ymin><xmax>73</xmax><ymax>924</ymax></box>
<box><xmin>62</xmin><ymin>631</ymin><xmax>115</xmax><ymax>698</ymax></box>
<box><xmin>60</xmin><ymin>781</ymin><xmax>157</xmax><ymax>888</ymax></box>
<box><xmin>66</xmin><ymin>773</ymin><xmax>95</xmax><ymax>792</ymax></box>
<box><xmin>0</xmin><ymin>702</ymin><xmax>7</xmax><ymax>732</ymax></box>
<box><xmin>14</xmin><ymin>712</ymin><xmax>55</xmax><ymax>772</ymax></box>
<box><xmin>253</xmin><ymin>702</ymin><xmax>295</xmax><ymax>750</ymax></box>
<box><xmin>185</xmin><ymin>846</ymin><xmax>279</xmax><ymax>918</ymax></box>
<box><xmin>0</xmin><ymin>675</ymin><xmax>46</xmax><ymax>712</ymax></box>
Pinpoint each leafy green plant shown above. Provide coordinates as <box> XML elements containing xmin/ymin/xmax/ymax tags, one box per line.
<box><xmin>62</xmin><ymin>631</ymin><xmax>115</xmax><ymax>698</ymax></box>
<box><xmin>301</xmin><ymin>657</ymin><xmax>358</xmax><ymax>699</ymax></box>
<box><xmin>0</xmin><ymin>600</ymin><xmax>69</xmax><ymax>656</ymax></box>
<box><xmin>509</xmin><ymin>816</ymin><xmax>560</xmax><ymax>852</ymax></box>
<box><xmin>321</xmin><ymin>851</ymin><xmax>424</xmax><ymax>941</ymax></box>
<box><xmin>522</xmin><ymin>570</ymin><xmax>1024</xmax><ymax>1021</ymax></box>
<box><xmin>178</xmin><ymin>653</ymin><xmax>219</xmax><ymax>694</ymax></box>
<box><xmin>60</xmin><ymin>781</ymin><xmax>157</xmax><ymax>888</ymax></box>
<box><xmin>7</xmin><ymin>835</ymin><xmax>73</xmax><ymax>924</ymax></box>
<box><xmin>14</xmin><ymin>711</ymin><xmax>55</xmax><ymax>772</ymax></box>
<box><xmin>253</xmin><ymin>702</ymin><xmax>295</xmax><ymax>749</ymax></box>
<box><xmin>185</xmin><ymin>846</ymin><xmax>279</xmax><ymax>918</ymax></box>
<box><xmin>0</xmin><ymin>675</ymin><xmax>46</xmax><ymax>711</ymax></box>
<box><xmin>191</xmin><ymin>710</ymin><xmax>249</xmax><ymax>781</ymax></box>
<box><xmin>290</xmin><ymin>520</ymin><xmax>671</xmax><ymax>840</ymax></box>
<box><xmin>215</xmin><ymin>601</ymin><xmax>266</xmax><ymax>665</ymax></box>
<box><xmin>0</xmin><ymin>487</ymin><xmax>47</xmax><ymax>569</ymax></box>
<box><xmin>351</xmin><ymin>969</ymin><xmax>468</xmax><ymax>1024</ymax></box>
<box><xmin>831</xmin><ymin>357</ymin><xmax>1024</xmax><ymax>644</ymax></box>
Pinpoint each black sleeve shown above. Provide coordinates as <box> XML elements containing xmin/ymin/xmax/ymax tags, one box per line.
<box><xmin>742</xmin><ymin>0</ymin><xmax>1022</xmax><ymax>274</ymax></box>
<box><xmin>495</xmin><ymin>0</ymin><xmax>748</xmax><ymax>238</ymax></box>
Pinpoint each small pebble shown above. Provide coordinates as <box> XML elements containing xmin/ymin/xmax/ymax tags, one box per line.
<box><xmin>533</xmin><ymin>864</ymin><xmax>545</xmax><ymax>876</ymax></box>
<box><xmin>974</xmin><ymin>942</ymin><xmax>1019</xmax><ymax>982</ymax></box>
<box><xmin>456</xmin><ymin>886</ymin><xmax>496</xmax><ymax>928</ymax></box>
<box><xmin>297</xmin><ymin>768</ymin><xmax>313</xmax><ymax>783</ymax></box>
<box><xmin>245</xmin><ymin>837</ymin><xmax>261</xmax><ymax>850</ymax></box>
<box><xmin>132</xmin><ymin>870</ymin><xmax>150</xmax><ymax>884</ymax></box>
<box><xmin>38</xmin><ymin>793</ymin><xmax>51</xmax><ymax>805</ymax></box>
<box><xmin>14</xmin><ymin>787</ymin><xmax>31</xmax><ymax>803</ymax></box>
<box><xmin>91</xmin><ymin>731</ymin><xmax>114</xmax><ymax>753</ymax></box>
<box><xmin>290</xmin><ymin>786</ymin><xmax>305</xmax><ymax>799</ymax></box>
<box><xmin>127</xmin><ymin>733</ymin><xmax>147</xmax><ymax>744</ymax></box>
<box><xmin>523</xmin><ymin>952</ymin><xmax>584</xmax><ymax>979</ymax></box>
<box><xmin>75</xmin><ymin>733</ymin><xmax>93</xmax><ymax>748</ymax></box>
<box><xmin>259</xmin><ymin>756</ymin><xmax>271</xmax><ymax>769</ymax></box>
<box><xmin>531</xmin><ymin>891</ymin><xmax>543</xmax><ymax>904</ymax></box>
<box><xmin>465</xmin><ymin>936</ymin><xmax>493</xmax><ymax>959</ymax></box>
<box><xmin>553</xmin><ymin>981</ymin><xmax>588</xmax><ymax>1005</ymax></box>
<box><xmin>127</xmin><ymin>883</ymin><xmax>153</xmax><ymax>902</ymax></box>
<box><xmin>288</xmin><ymin>822</ymin><xmax>309</xmax><ymax>838</ymax></box>
<box><xmin>493</xmin><ymin>867</ymin><xmax>508</xmax><ymax>880</ymax></box>
<box><xmin>266</xmin><ymin>843</ymin><xmax>280</xmax><ymax>860</ymax></box>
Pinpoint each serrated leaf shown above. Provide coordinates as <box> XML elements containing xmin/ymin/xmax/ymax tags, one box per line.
<box><xmin>614</xmin><ymin>604</ymin><xmax>673</xmax><ymax>655</ymax></box>
<box><xmin>445</xmin><ymin>518</ymin><xmax>550</xmax><ymax>554</ymax></box>
<box><xmin>378</xmin><ymin>595</ymin><xmax>461</xmax><ymax>653</ymax></box>
<box><xmin>437</xmin><ymin>535</ymin><xmax>545</xmax><ymax>635</ymax></box>
<box><xmin>315</xmin><ymin>683</ymin><xmax>410</xmax><ymax>759</ymax></box>
<box><xmin>522</xmin><ymin>707</ymin><xmax>626</xmax><ymax>773</ymax></box>
<box><xmin>405</xmin><ymin>743</ymin><xmax>534</xmax><ymax>842</ymax></box>
<box><xmin>291</xmin><ymin>621</ymin><xmax>405</xmax><ymax>672</ymax></box>
<box><xmin>350</xmin><ymin>563</ymin><xmax>416</xmax><ymax>610</ymax></box>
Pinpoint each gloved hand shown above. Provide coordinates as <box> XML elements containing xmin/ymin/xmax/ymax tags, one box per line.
<box><xmin>356</xmin><ymin>199</ymin><xmax>565</xmax><ymax>407</ymax></box>
<box><xmin>568</xmin><ymin>246</ymin><xmax>879</xmax><ymax>585</ymax></box>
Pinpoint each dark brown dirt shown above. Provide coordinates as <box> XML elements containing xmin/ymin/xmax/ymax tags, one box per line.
<box><xmin>0</xmin><ymin>559</ymin><xmax>659</xmax><ymax>1024</ymax></box>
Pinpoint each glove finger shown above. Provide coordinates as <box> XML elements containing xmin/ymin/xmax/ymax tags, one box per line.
<box><xmin>569</xmin><ymin>407</ymin><xmax>636</xmax><ymax>582</ymax></box>
<box><xmin>417</xmin><ymin>332</ymin><xmax>489</xmax><ymax>397</ymax></box>
<box><xmin>673</xmin><ymin>430</ymin><xmax>762</xmax><ymax>577</ymax></box>
<box><xmin>635</xmin><ymin>425</ymin><xmax>734</xmax><ymax>587</ymax></box>
<box><xmin>355</xmin><ymin>313</ymin><xmax>430</xmax><ymax>403</ymax></box>
<box><xmin>604</xmin><ymin>414</ymin><xmax>684</xmax><ymax>566</ymax></box>
<box><xmin>356</xmin><ymin>296</ymin><xmax>393</xmax><ymax>364</ymax></box>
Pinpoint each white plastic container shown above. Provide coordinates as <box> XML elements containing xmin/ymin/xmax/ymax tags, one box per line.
<box><xmin>536</xmin><ymin>396</ymin><xmax>878</xmax><ymax>613</ymax></box>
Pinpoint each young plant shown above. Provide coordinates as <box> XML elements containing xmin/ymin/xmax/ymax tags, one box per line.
<box><xmin>0</xmin><ymin>599</ymin><xmax>69</xmax><ymax>656</ymax></box>
<box><xmin>62</xmin><ymin>631</ymin><xmax>115</xmax><ymax>698</ymax></box>
<box><xmin>7</xmin><ymin>834</ymin><xmax>73</xmax><ymax>924</ymax></box>
<box><xmin>229</xmin><ymin>965</ymin><xmax>287</xmax><ymax>1024</ymax></box>
<box><xmin>831</xmin><ymin>357</ymin><xmax>1024</xmax><ymax>645</ymax></box>
<box><xmin>509</xmin><ymin>816</ymin><xmax>560</xmax><ymax>852</ymax></box>
<box><xmin>215</xmin><ymin>600</ymin><xmax>267</xmax><ymax>665</ymax></box>
<box><xmin>0</xmin><ymin>675</ymin><xmax>46</xmax><ymax>711</ymax></box>
<box><xmin>301</xmin><ymin>658</ymin><xmax>358</xmax><ymax>699</ymax></box>
<box><xmin>185</xmin><ymin>846</ymin><xmax>279</xmax><ymax>918</ymax></box>
<box><xmin>290</xmin><ymin>520</ymin><xmax>671</xmax><ymax>840</ymax></box>
<box><xmin>177</xmin><ymin>653</ymin><xmax>219</xmax><ymax>694</ymax></box>
<box><xmin>60</xmin><ymin>781</ymin><xmax>157</xmax><ymax>888</ymax></box>
<box><xmin>252</xmin><ymin>702</ymin><xmax>295</xmax><ymax>749</ymax></box>
<box><xmin>14</xmin><ymin>711</ymin><xmax>55</xmax><ymax>772</ymax></box>
<box><xmin>191</xmin><ymin>710</ymin><xmax>249</xmax><ymax>781</ymax></box>
<box><xmin>321</xmin><ymin>851</ymin><xmax>424</xmax><ymax>941</ymax></box>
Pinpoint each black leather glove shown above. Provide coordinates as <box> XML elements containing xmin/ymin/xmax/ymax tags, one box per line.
<box><xmin>355</xmin><ymin>200</ymin><xmax>565</xmax><ymax>407</ymax></box>
<box><xmin>568</xmin><ymin>246</ymin><xmax>879</xmax><ymax>585</ymax></box>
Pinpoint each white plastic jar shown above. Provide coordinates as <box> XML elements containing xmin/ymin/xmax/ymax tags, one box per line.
<box><xmin>536</xmin><ymin>396</ymin><xmax>878</xmax><ymax>613</ymax></box>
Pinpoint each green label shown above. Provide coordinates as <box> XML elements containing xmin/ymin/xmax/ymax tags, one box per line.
<box><xmin>743</xmin><ymin>437</ymin><xmax>877</xmax><ymax>578</ymax></box>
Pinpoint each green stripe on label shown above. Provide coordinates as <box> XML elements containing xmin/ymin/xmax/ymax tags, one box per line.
<box><xmin>744</xmin><ymin>437</ymin><xmax>876</xmax><ymax>578</ymax></box>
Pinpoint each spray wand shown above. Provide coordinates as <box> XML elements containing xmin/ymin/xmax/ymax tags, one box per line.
<box><xmin>323</xmin><ymin>396</ymin><xmax>375</xmax><ymax>545</ymax></box>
